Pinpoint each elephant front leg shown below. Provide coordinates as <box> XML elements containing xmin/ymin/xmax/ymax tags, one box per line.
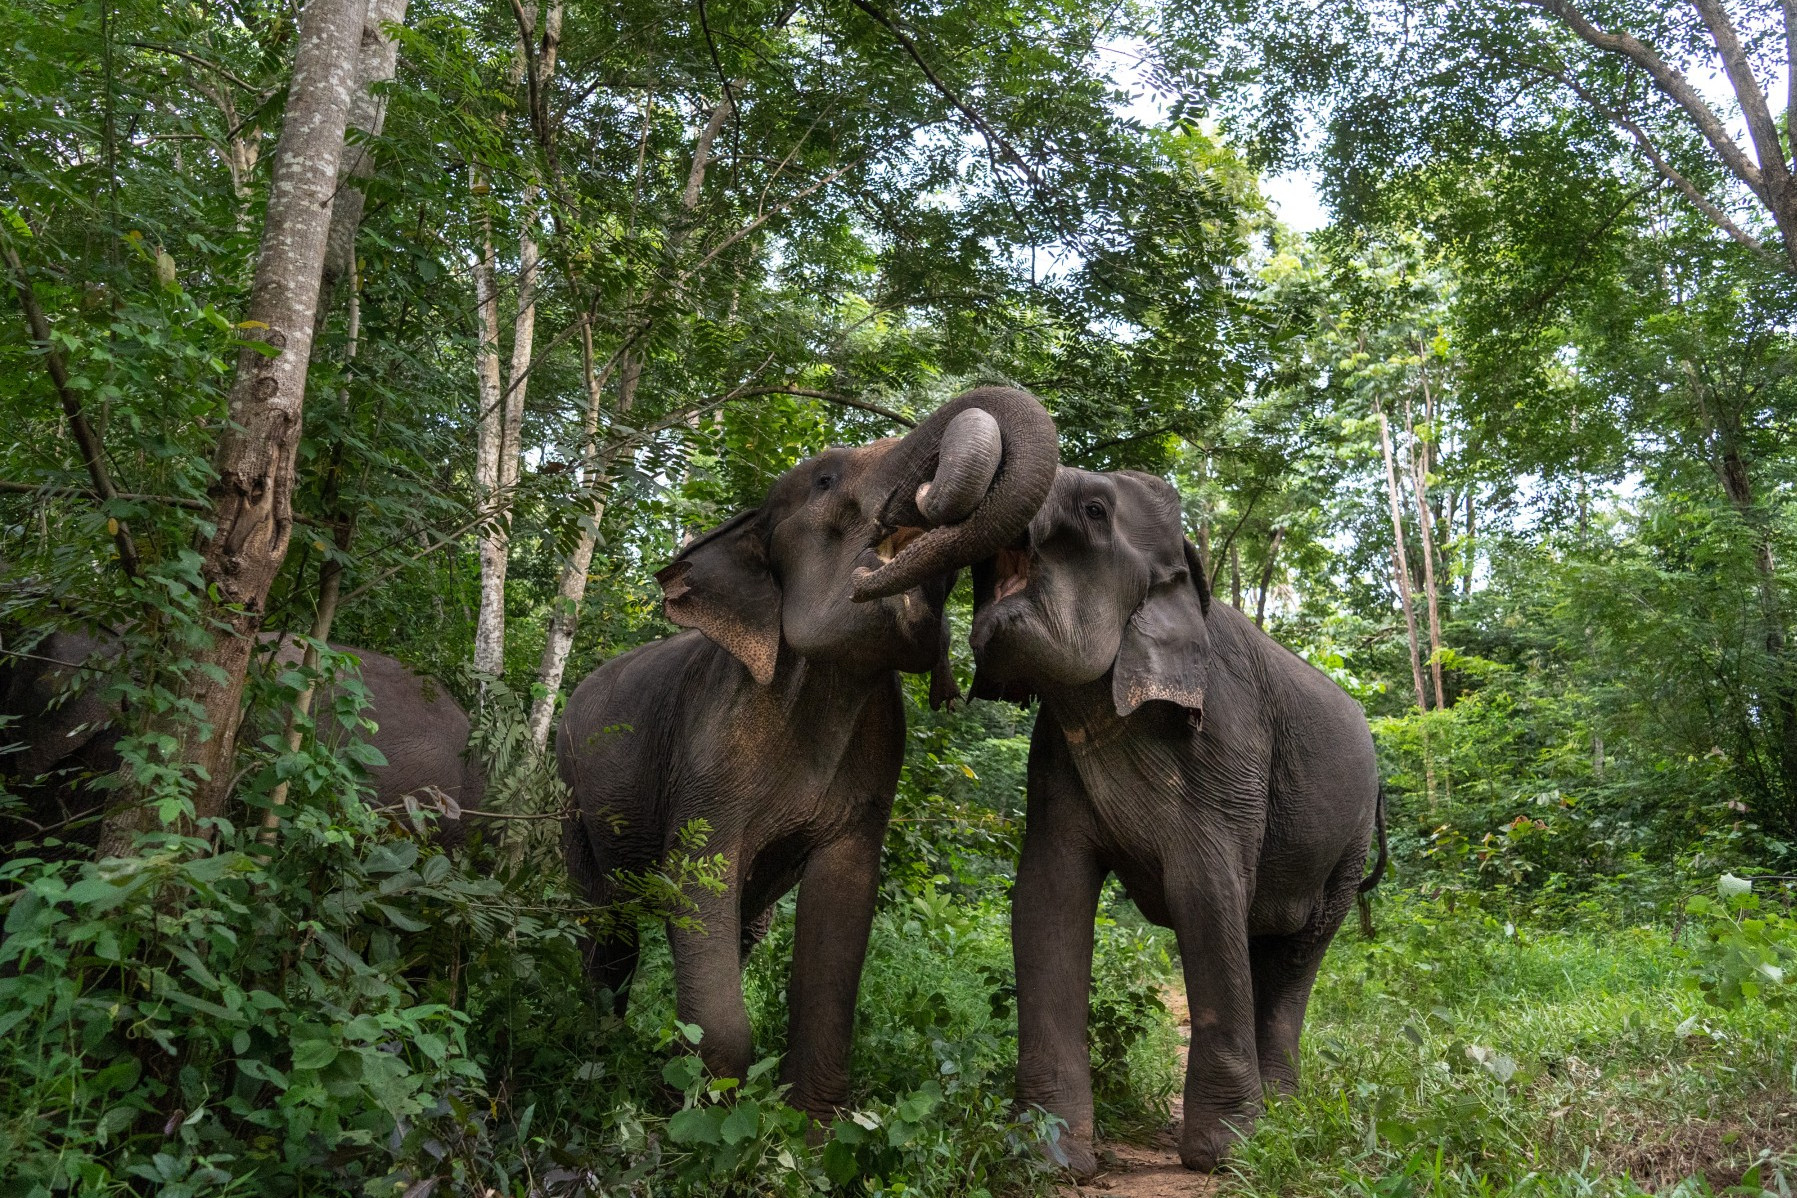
<box><xmin>1167</xmin><ymin>866</ymin><xmax>1261</xmax><ymax>1171</ymax></box>
<box><xmin>780</xmin><ymin>830</ymin><xmax>883</xmax><ymax>1118</ymax></box>
<box><xmin>669</xmin><ymin>879</ymin><xmax>752</xmax><ymax>1084</ymax></box>
<box><xmin>1012</xmin><ymin>821</ymin><xmax>1105</xmax><ymax>1175</ymax></box>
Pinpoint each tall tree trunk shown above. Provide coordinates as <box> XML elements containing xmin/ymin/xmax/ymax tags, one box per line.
<box><xmin>471</xmin><ymin>213</ymin><xmax>508</xmax><ymax>679</ymax></box>
<box><xmin>321</xmin><ymin>0</ymin><xmax>409</xmax><ymax>301</ymax></box>
<box><xmin>1378</xmin><ymin>407</ymin><xmax>1428</xmax><ymax>715</ymax></box>
<box><xmin>261</xmin><ymin>270</ymin><xmax>362</xmax><ymax>839</ymax></box>
<box><xmin>470</xmin><ymin>198</ymin><xmax>538</xmax><ymax>679</ymax></box>
<box><xmin>471</xmin><ymin>2</ymin><xmax>561</xmax><ymax>684</ymax></box>
<box><xmin>525</xmin><ymin>82</ymin><xmax>730</xmax><ymax>749</ymax></box>
<box><xmin>1463</xmin><ymin>485</ymin><xmax>1476</xmax><ymax>597</ymax></box>
<box><xmin>99</xmin><ymin>0</ymin><xmax>367</xmax><ymax>856</ymax></box>
<box><xmin>1408</xmin><ymin>394</ymin><xmax>1446</xmax><ymax>711</ymax></box>
<box><xmin>1687</xmin><ymin>360</ymin><xmax>1797</xmax><ymax>819</ymax></box>
<box><xmin>1229</xmin><ymin>542</ymin><xmax>1242</xmax><ymax>609</ymax></box>
<box><xmin>524</xmin><ymin>323</ymin><xmax>633</xmax><ymax>748</ymax></box>
<box><xmin>260</xmin><ymin>0</ymin><xmax>407</xmax><ymax>839</ymax></box>
<box><xmin>1255</xmin><ymin>526</ymin><xmax>1284</xmax><ymax>628</ymax></box>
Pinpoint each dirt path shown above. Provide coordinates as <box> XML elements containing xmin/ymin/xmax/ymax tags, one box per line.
<box><xmin>1062</xmin><ymin>986</ymin><xmax>1217</xmax><ymax>1198</ymax></box>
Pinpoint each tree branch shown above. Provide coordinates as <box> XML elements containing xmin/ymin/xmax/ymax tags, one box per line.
<box><xmin>1686</xmin><ymin>0</ymin><xmax>1790</xmax><ymax>194</ymax></box>
<box><xmin>124</xmin><ymin>41</ymin><xmax>269</xmax><ymax>96</ymax></box>
<box><xmin>3</xmin><ymin>244</ymin><xmax>141</xmax><ymax>577</ymax></box>
<box><xmin>725</xmin><ymin>386</ymin><xmax>917</xmax><ymax>427</ymax></box>
<box><xmin>846</xmin><ymin>0</ymin><xmax>1043</xmax><ymax>186</ymax></box>
<box><xmin>1517</xmin><ymin>0</ymin><xmax>1767</xmax><ymax>199</ymax></box>
<box><xmin>676</xmin><ymin>156</ymin><xmax>868</xmax><ymax>287</ymax></box>
<box><xmin>1689</xmin><ymin>0</ymin><xmax>1789</xmax><ymax>219</ymax></box>
<box><xmin>0</xmin><ymin>480</ymin><xmax>325</xmax><ymax>524</ymax></box>
<box><xmin>1784</xmin><ymin>0</ymin><xmax>1797</xmax><ymax>168</ymax></box>
<box><xmin>1550</xmin><ymin>69</ymin><xmax>1778</xmax><ymax>260</ymax></box>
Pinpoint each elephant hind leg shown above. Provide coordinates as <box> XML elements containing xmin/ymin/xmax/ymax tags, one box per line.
<box><xmin>740</xmin><ymin>904</ymin><xmax>775</xmax><ymax>962</ymax></box>
<box><xmin>565</xmin><ymin>812</ymin><xmax>641</xmax><ymax>1017</ymax></box>
<box><xmin>1249</xmin><ymin>851</ymin><xmax>1363</xmax><ymax>1095</ymax></box>
<box><xmin>584</xmin><ymin>933</ymin><xmax>642</xmax><ymax>1018</ymax></box>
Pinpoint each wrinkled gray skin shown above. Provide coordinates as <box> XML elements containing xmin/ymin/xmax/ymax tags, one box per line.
<box><xmin>969</xmin><ymin>468</ymin><xmax>1386</xmax><ymax>1174</ymax></box>
<box><xmin>0</xmin><ymin>632</ymin><xmax>485</xmax><ymax>855</ymax></box>
<box><xmin>557</xmin><ymin>387</ymin><xmax>1058</xmax><ymax>1118</ymax></box>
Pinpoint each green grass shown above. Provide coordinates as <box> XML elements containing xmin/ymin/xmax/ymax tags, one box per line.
<box><xmin>1223</xmin><ymin>897</ymin><xmax>1797</xmax><ymax>1198</ymax></box>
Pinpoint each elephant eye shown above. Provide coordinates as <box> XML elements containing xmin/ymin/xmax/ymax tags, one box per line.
<box><xmin>815</xmin><ymin>474</ymin><xmax>835</xmax><ymax>491</ymax></box>
<box><xmin>1082</xmin><ymin>501</ymin><xmax>1106</xmax><ymax>521</ymax></box>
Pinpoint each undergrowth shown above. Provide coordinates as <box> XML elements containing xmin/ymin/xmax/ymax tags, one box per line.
<box><xmin>1223</xmin><ymin>892</ymin><xmax>1797</xmax><ymax>1198</ymax></box>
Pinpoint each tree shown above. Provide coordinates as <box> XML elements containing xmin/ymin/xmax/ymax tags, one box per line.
<box><xmin>99</xmin><ymin>0</ymin><xmax>371</xmax><ymax>854</ymax></box>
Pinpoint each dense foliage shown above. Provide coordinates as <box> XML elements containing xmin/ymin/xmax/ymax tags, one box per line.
<box><xmin>6</xmin><ymin>0</ymin><xmax>1797</xmax><ymax>1191</ymax></box>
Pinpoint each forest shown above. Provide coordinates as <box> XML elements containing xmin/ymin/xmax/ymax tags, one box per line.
<box><xmin>4</xmin><ymin>0</ymin><xmax>1797</xmax><ymax>1192</ymax></box>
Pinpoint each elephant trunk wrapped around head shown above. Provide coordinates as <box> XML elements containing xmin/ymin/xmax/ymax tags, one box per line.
<box><xmin>656</xmin><ymin>385</ymin><xmax>1057</xmax><ymax>688</ymax></box>
<box><xmin>852</xmin><ymin>386</ymin><xmax>1060</xmax><ymax>602</ymax></box>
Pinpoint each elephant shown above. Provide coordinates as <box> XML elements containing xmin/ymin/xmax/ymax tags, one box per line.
<box><xmin>0</xmin><ymin>630</ymin><xmax>486</xmax><ymax>856</ymax></box>
<box><xmin>556</xmin><ymin>386</ymin><xmax>1058</xmax><ymax>1119</ymax></box>
<box><xmin>967</xmin><ymin>467</ymin><xmax>1386</xmax><ymax>1173</ymax></box>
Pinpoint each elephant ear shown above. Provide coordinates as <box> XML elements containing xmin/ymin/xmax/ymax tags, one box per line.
<box><xmin>655</xmin><ymin>509</ymin><xmax>783</xmax><ymax>685</ymax></box>
<box><xmin>1112</xmin><ymin>539</ymin><xmax>1210</xmax><ymax>719</ymax></box>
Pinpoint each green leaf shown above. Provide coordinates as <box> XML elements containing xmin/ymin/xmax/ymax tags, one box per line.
<box><xmin>372</xmin><ymin>902</ymin><xmax>430</xmax><ymax>932</ymax></box>
<box><xmin>668</xmin><ymin>1105</ymin><xmax>725</xmax><ymax>1145</ymax></box>
<box><xmin>720</xmin><ymin>1100</ymin><xmax>761</xmax><ymax>1144</ymax></box>
<box><xmin>823</xmin><ymin>1138</ymin><xmax>859</xmax><ymax>1184</ymax></box>
<box><xmin>663</xmin><ymin>1055</ymin><xmax>705</xmax><ymax>1090</ymax></box>
<box><xmin>290</xmin><ymin>1039</ymin><xmax>338</xmax><ymax>1071</ymax></box>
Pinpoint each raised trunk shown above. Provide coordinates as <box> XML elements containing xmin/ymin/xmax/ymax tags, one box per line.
<box><xmin>99</xmin><ymin>0</ymin><xmax>367</xmax><ymax>856</ymax></box>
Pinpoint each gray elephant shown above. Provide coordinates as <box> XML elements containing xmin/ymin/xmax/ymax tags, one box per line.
<box><xmin>0</xmin><ymin>631</ymin><xmax>485</xmax><ymax>855</ymax></box>
<box><xmin>556</xmin><ymin>387</ymin><xmax>1058</xmax><ymax>1118</ymax></box>
<box><xmin>968</xmin><ymin>467</ymin><xmax>1386</xmax><ymax>1173</ymax></box>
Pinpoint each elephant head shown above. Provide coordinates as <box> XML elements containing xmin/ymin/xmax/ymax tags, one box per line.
<box><xmin>656</xmin><ymin>387</ymin><xmax>1058</xmax><ymax>689</ymax></box>
<box><xmin>970</xmin><ymin>467</ymin><xmax>1211</xmax><ymax>717</ymax></box>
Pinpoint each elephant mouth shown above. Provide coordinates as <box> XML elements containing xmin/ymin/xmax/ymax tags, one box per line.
<box><xmin>874</xmin><ymin>525</ymin><xmax>927</xmax><ymax>563</ymax></box>
<box><xmin>991</xmin><ymin>545</ymin><xmax>1032</xmax><ymax>602</ymax></box>
<box><xmin>855</xmin><ymin>526</ymin><xmax>927</xmax><ymax>585</ymax></box>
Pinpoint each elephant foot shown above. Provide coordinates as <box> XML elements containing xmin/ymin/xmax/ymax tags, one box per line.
<box><xmin>1259</xmin><ymin>1067</ymin><xmax>1300</xmax><ymax>1099</ymax></box>
<box><xmin>1179</xmin><ymin>1108</ymin><xmax>1255</xmax><ymax>1172</ymax></box>
<box><xmin>1041</xmin><ymin>1129</ymin><xmax>1097</xmax><ymax>1178</ymax></box>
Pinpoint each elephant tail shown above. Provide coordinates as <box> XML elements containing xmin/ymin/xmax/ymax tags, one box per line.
<box><xmin>1357</xmin><ymin>784</ymin><xmax>1388</xmax><ymax>894</ymax></box>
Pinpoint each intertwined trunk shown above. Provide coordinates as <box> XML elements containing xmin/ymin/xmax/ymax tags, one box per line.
<box><xmin>100</xmin><ymin>0</ymin><xmax>367</xmax><ymax>856</ymax></box>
